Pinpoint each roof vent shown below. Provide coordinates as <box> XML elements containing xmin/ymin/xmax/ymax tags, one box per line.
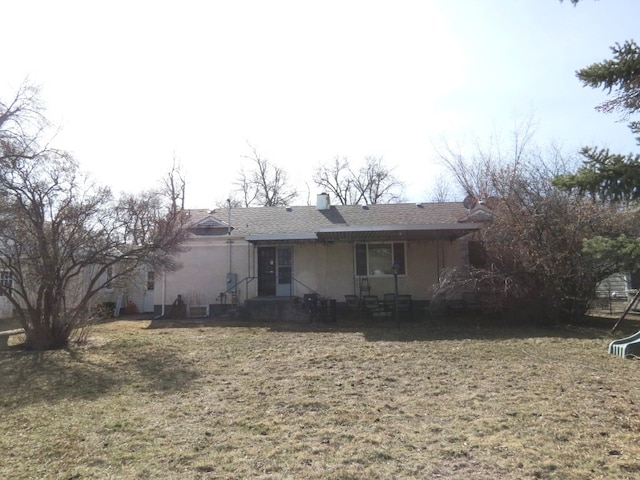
<box><xmin>361</xmin><ymin>205</ymin><xmax>369</xmax><ymax>210</ymax></box>
<box><xmin>285</xmin><ymin>206</ymin><xmax>292</xmax><ymax>212</ymax></box>
<box><xmin>416</xmin><ymin>202</ymin><xmax>424</xmax><ymax>208</ymax></box>
<box><xmin>316</xmin><ymin>193</ymin><xmax>330</xmax><ymax>210</ymax></box>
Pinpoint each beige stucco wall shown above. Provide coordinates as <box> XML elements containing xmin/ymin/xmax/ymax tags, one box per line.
<box><xmin>157</xmin><ymin>236</ymin><xmax>253</xmax><ymax>307</ymax></box>
<box><xmin>292</xmin><ymin>242</ymin><xmax>355</xmax><ymax>299</ymax></box>
<box><xmin>346</xmin><ymin>238</ymin><xmax>468</xmax><ymax>301</ymax></box>
<box><xmin>293</xmin><ymin>238</ymin><xmax>465</xmax><ymax>300</ymax></box>
<box><xmin>0</xmin><ymin>296</ymin><xmax>12</xmax><ymax>318</ymax></box>
<box><xmin>159</xmin><ymin>235</ymin><xmax>471</xmax><ymax>307</ymax></box>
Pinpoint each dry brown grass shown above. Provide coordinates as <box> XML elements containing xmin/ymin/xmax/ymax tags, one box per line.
<box><xmin>2</xmin><ymin>316</ymin><xmax>640</xmax><ymax>479</ymax></box>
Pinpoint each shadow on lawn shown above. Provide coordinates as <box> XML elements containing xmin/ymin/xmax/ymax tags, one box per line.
<box><xmin>0</xmin><ymin>341</ymin><xmax>200</xmax><ymax>407</ymax></box>
<box><xmin>144</xmin><ymin>317</ymin><xmax>237</xmax><ymax>329</ymax></box>
<box><xmin>265</xmin><ymin>317</ymin><xmax>617</xmax><ymax>342</ymax></box>
<box><xmin>142</xmin><ymin>312</ymin><xmax>623</xmax><ymax>342</ymax></box>
<box><xmin>287</xmin><ymin>309</ymin><xmax>640</xmax><ymax>340</ymax></box>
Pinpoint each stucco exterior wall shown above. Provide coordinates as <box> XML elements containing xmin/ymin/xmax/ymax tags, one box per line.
<box><xmin>157</xmin><ymin>237</ymin><xmax>253</xmax><ymax>307</ymax></box>
<box><xmin>349</xmin><ymin>238</ymin><xmax>468</xmax><ymax>301</ymax></box>
<box><xmin>0</xmin><ymin>264</ymin><xmax>127</xmax><ymax>319</ymax></box>
<box><xmin>0</xmin><ymin>297</ymin><xmax>12</xmax><ymax>318</ymax></box>
<box><xmin>293</xmin><ymin>242</ymin><xmax>355</xmax><ymax>299</ymax></box>
<box><xmin>157</xmin><ymin>234</ymin><xmax>471</xmax><ymax>309</ymax></box>
<box><xmin>123</xmin><ymin>267</ymin><xmax>155</xmax><ymax>313</ymax></box>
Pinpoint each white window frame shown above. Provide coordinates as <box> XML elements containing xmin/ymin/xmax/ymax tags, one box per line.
<box><xmin>0</xmin><ymin>271</ymin><xmax>12</xmax><ymax>296</ymax></box>
<box><xmin>147</xmin><ymin>271</ymin><xmax>155</xmax><ymax>291</ymax></box>
<box><xmin>355</xmin><ymin>242</ymin><xmax>406</xmax><ymax>277</ymax></box>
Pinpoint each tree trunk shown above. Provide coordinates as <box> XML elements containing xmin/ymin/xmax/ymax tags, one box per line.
<box><xmin>23</xmin><ymin>324</ymin><xmax>70</xmax><ymax>350</ymax></box>
<box><xmin>22</xmin><ymin>303</ymin><xmax>73</xmax><ymax>350</ymax></box>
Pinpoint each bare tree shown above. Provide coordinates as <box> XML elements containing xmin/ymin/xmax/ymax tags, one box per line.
<box><xmin>234</xmin><ymin>145</ymin><xmax>298</xmax><ymax>207</ymax></box>
<box><xmin>214</xmin><ymin>197</ymin><xmax>243</xmax><ymax>210</ymax></box>
<box><xmin>435</xmin><ymin>126</ymin><xmax>627</xmax><ymax>324</ymax></box>
<box><xmin>0</xmin><ymin>84</ymin><xmax>188</xmax><ymax>350</ymax></box>
<box><xmin>312</xmin><ymin>156</ymin><xmax>355</xmax><ymax>205</ymax></box>
<box><xmin>312</xmin><ymin>155</ymin><xmax>404</xmax><ymax>205</ymax></box>
<box><xmin>434</xmin><ymin>119</ymin><xmax>537</xmax><ymax>201</ymax></box>
<box><xmin>427</xmin><ymin>173</ymin><xmax>455</xmax><ymax>202</ymax></box>
<box><xmin>161</xmin><ymin>154</ymin><xmax>186</xmax><ymax>215</ymax></box>
<box><xmin>0</xmin><ymin>80</ymin><xmax>46</xmax><ymax>142</ymax></box>
<box><xmin>234</xmin><ymin>168</ymin><xmax>258</xmax><ymax>208</ymax></box>
<box><xmin>354</xmin><ymin>156</ymin><xmax>405</xmax><ymax>204</ymax></box>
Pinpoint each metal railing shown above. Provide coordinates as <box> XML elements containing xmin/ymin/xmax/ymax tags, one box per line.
<box><xmin>216</xmin><ymin>275</ymin><xmax>323</xmax><ymax>303</ymax></box>
<box><xmin>216</xmin><ymin>276</ymin><xmax>256</xmax><ymax>304</ymax></box>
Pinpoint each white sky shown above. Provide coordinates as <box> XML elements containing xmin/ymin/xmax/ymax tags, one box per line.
<box><xmin>2</xmin><ymin>0</ymin><xmax>639</xmax><ymax>208</ymax></box>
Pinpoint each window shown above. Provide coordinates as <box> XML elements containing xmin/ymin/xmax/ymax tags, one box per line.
<box><xmin>468</xmin><ymin>241</ymin><xmax>487</xmax><ymax>268</ymax></box>
<box><xmin>106</xmin><ymin>266</ymin><xmax>113</xmax><ymax>290</ymax></box>
<box><xmin>0</xmin><ymin>271</ymin><xmax>12</xmax><ymax>296</ymax></box>
<box><xmin>147</xmin><ymin>271</ymin><xmax>155</xmax><ymax>291</ymax></box>
<box><xmin>355</xmin><ymin>242</ymin><xmax>406</xmax><ymax>276</ymax></box>
<box><xmin>277</xmin><ymin>247</ymin><xmax>292</xmax><ymax>285</ymax></box>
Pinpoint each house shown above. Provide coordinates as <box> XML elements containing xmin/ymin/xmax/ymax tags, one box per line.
<box><xmin>98</xmin><ymin>264</ymin><xmax>157</xmax><ymax>316</ymax></box>
<box><xmin>0</xmin><ymin>270</ymin><xmax>13</xmax><ymax>318</ymax></box>
<box><xmin>596</xmin><ymin>273</ymin><xmax>633</xmax><ymax>299</ymax></box>
<box><xmin>154</xmin><ymin>194</ymin><xmax>491</xmax><ymax>320</ymax></box>
<box><xmin>0</xmin><ymin>255</ymin><xmax>156</xmax><ymax>320</ymax></box>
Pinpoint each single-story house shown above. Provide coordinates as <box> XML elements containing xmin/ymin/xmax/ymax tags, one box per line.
<box><xmin>154</xmin><ymin>194</ymin><xmax>491</xmax><ymax>320</ymax></box>
<box><xmin>0</xmin><ymin>263</ymin><xmax>156</xmax><ymax>321</ymax></box>
<box><xmin>596</xmin><ymin>273</ymin><xmax>632</xmax><ymax>299</ymax></box>
<box><xmin>0</xmin><ymin>271</ymin><xmax>13</xmax><ymax>318</ymax></box>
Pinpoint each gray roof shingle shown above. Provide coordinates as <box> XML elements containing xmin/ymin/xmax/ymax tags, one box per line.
<box><xmin>187</xmin><ymin>202</ymin><xmax>489</xmax><ymax>240</ymax></box>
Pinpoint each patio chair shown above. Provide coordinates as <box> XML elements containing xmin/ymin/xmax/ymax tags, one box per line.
<box><xmin>383</xmin><ymin>293</ymin><xmax>396</xmax><ymax>310</ymax></box>
<box><xmin>359</xmin><ymin>277</ymin><xmax>371</xmax><ymax>297</ymax></box>
<box><xmin>362</xmin><ymin>295</ymin><xmax>390</xmax><ymax>318</ymax></box>
<box><xmin>302</xmin><ymin>293</ymin><xmax>319</xmax><ymax>321</ymax></box>
<box><xmin>397</xmin><ymin>294</ymin><xmax>413</xmax><ymax>319</ymax></box>
<box><xmin>344</xmin><ymin>294</ymin><xmax>360</xmax><ymax>318</ymax></box>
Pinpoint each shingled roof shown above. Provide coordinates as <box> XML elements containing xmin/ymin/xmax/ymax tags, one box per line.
<box><xmin>187</xmin><ymin>201</ymin><xmax>490</xmax><ymax>242</ymax></box>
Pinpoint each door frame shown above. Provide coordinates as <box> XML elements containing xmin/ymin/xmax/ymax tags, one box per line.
<box><xmin>257</xmin><ymin>245</ymin><xmax>293</xmax><ymax>297</ymax></box>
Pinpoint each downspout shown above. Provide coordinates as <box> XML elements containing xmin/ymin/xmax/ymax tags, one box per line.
<box><xmin>162</xmin><ymin>270</ymin><xmax>166</xmax><ymax>316</ymax></box>
<box><xmin>227</xmin><ymin>198</ymin><xmax>235</xmax><ymax>302</ymax></box>
<box><xmin>247</xmin><ymin>242</ymin><xmax>252</xmax><ymax>302</ymax></box>
<box><xmin>228</xmin><ymin>198</ymin><xmax>232</xmax><ymax>274</ymax></box>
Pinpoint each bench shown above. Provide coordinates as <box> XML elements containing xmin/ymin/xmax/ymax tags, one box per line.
<box><xmin>0</xmin><ymin>328</ymin><xmax>25</xmax><ymax>349</ymax></box>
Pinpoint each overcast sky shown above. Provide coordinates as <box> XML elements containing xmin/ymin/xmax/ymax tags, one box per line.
<box><xmin>2</xmin><ymin>0</ymin><xmax>639</xmax><ymax>208</ymax></box>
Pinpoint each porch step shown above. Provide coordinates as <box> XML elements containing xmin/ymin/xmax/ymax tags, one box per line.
<box><xmin>245</xmin><ymin>297</ymin><xmax>306</xmax><ymax>322</ymax></box>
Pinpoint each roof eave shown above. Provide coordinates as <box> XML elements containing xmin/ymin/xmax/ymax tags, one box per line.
<box><xmin>245</xmin><ymin>223</ymin><xmax>484</xmax><ymax>244</ymax></box>
<box><xmin>316</xmin><ymin>223</ymin><xmax>484</xmax><ymax>242</ymax></box>
<box><xmin>245</xmin><ymin>233</ymin><xmax>318</xmax><ymax>244</ymax></box>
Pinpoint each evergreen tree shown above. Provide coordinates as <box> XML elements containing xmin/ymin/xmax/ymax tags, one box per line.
<box><xmin>555</xmin><ymin>25</ymin><xmax>640</xmax><ymax>276</ymax></box>
<box><xmin>553</xmin><ymin>147</ymin><xmax>640</xmax><ymax>204</ymax></box>
<box><xmin>576</xmin><ymin>40</ymin><xmax>640</xmax><ymax>143</ymax></box>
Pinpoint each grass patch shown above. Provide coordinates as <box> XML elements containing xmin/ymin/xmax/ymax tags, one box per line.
<box><xmin>1</xmin><ymin>317</ymin><xmax>640</xmax><ymax>479</ymax></box>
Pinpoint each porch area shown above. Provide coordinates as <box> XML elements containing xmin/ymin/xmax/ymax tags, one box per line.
<box><xmin>242</xmin><ymin>296</ymin><xmax>338</xmax><ymax>323</ymax></box>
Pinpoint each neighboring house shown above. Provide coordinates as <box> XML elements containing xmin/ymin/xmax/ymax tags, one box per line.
<box><xmin>0</xmin><ymin>270</ymin><xmax>13</xmax><ymax>318</ymax></box>
<box><xmin>0</xmin><ymin>260</ymin><xmax>155</xmax><ymax>320</ymax></box>
<box><xmin>596</xmin><ymin>272</ymin><xmax>640</xmax><ymax>299</ymax></box>
<box><xmin>97</xmin><ymin>265</ymin><xmax>157</xmax><ymax>315</ymax></box>
<box><xmin>155</xmin><ymin>194</ymin><xmax>491</xmax><ymax>318</ymax></box>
